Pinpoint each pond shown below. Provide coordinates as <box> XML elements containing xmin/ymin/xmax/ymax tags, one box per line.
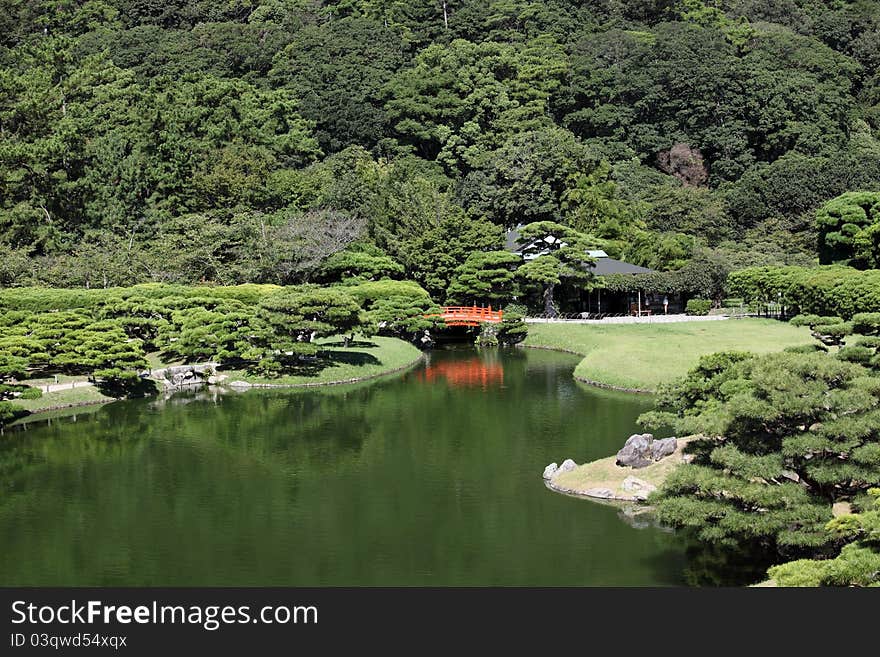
<box><xmin>1</xmin><ymin>347</ymin><xmax>702</xmax><ymax>586</ymax></box>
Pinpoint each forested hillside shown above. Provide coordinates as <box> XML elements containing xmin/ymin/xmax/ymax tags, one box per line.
<box><xmin>2</xmin><ymin>0</ymin><xmax>879</xmax><ymax>294</ymax></box>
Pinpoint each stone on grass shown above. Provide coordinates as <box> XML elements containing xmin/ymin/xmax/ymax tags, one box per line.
<box><xmin>650</xmin><ymin>437</ymin><xmax>677</xmax><ymax>460</ymax></box>
<box><xmin>622</xmin><ymin>476</ymin><xmax>657</xmax><ymax>501</ymax></box>
<box><xmin>584</xmin><ymin>488</ymin><xmax>615</xmax><ymax>499</ymax></box>
<box><xmin>616</xmin><ymin>433</ymin><xmax>677</xmax><ymax>468</ymax></box>
<box><xmin>616</xmin><ymin>433</ymin><xmax>653</xmax><ymax>468</ymax></box>
<box><xmin>542</xmin><ymin>463</ymin><xmax>558</xmax><ymax>479</ymax></box>
<box><xmin>557</xmin><ymin>459</ymin><xmax>577</xmax><ymax>475</ymax></box>
<box><xmin>621</xmin><ymin>476</ymin><xmax>656</xmax><ymax>494</ymax></box>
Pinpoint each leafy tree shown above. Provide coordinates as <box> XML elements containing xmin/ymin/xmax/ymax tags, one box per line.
<box><xmin>562</xmin><ymin>22</ymin><xmax>858</xmax><ymax>183</ymax></box>
<box><xmin>768</xmin><ymin>489</ymin><xmax>880</xmax><ymax>587</ymax></box>
<box><xmin>364</xmin><ymin>296</ymin><xmax>443</xmax><ymax>343</ymax></box>
<box><xmin>249</xmin><ymin>287</ymin><xmax>365</xmax><ymax>373</ymax></box>
<box><xmin>641</xmin><ymin>351</ymin><xmax>880</xmax><ymax>556</ymax></box>
<box><xmin>675</xmin><ymin>248</ymin><xmax>731</xmax><ymax>305</ymax></box>
<box><xmin>446</xmin><ymin>250</ymin><xmax>520</xmax><ymax>306</ymax></box>
<box><xmin>458</xmin><ymin>127</ymin><xmax>599</xmax><ymax>227</ymax></box>
<box><xmin>158</xmin><ymin>301</ymin><xmax>255</xmax><ymax>364</ymax></box>
<box><xmin>642</xmin><ymin>183</ymin><xmax>733</xmax><ymax>244</ymax></box>
<box><xmin>0</xmin><ymin>244</ymin><xmax>35</xmax><ymax>286</ymax></box>
<box><xmin>729</xmin><ymin>266</ymin><xmax>880</xmax><ymax>319</ymax></box>
<box><xmin>393</xmin><ymin>209</ymin><xmax>504</xmax><ymax>299</ymax></box>
<box><xmin>268</xmin><ymin>17</ymin><xmax>405</xmax><ymax>152</ymax></box>
<box><xmin>514</xmin><ymin>221</ymin><xmax>598</xmax><ymax>315</ymax></box>
<box><xmin>561</xmin><ymin>161</ymin><xmax>643</xmax><ymax>240</ymax></box>
<box><xmin>383</xmin><ymin>37</ymin><xmax>566</xmax><ymax>171</ymax></box>
<box><xmin>496</xmin><ymin>308</ymin><xmax>528</xmax><ymax>345</ymax></box>
<box><xmin>254</xmin><ymin>209</ymin><xmax>366</xmax><ymax>285</ymax></box>
<box><xmin>316</xmin><ymin>248</ymin><xmax>405</xmax><ymax>285</ymax></box>
<box><xmin>816</xmin><ymin>191</ymin><xmax>880</xmax><ymax>268</ymax></box>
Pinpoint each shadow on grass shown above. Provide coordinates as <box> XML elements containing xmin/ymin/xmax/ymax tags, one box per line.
<box><xmin>96</xmin><ymin>377</ymin><xmax>159</xmax><ymax>399</ymax></box>
<box><xmin>250</xmin><ymin>349</ymin><xmax>383</xmax><ymax>379</ymax></box>
<box><xmin>320</xmin><ymin>339</ymin><xmax>378</xmax><ymax>348</ymax></box>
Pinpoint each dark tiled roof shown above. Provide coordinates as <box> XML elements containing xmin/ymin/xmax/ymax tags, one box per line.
<box><xmin>504</xmin><ymin>227</ymin><xmax>655</xmax><ymax>275</ymax></box>
<box><xmin>588</xmin><ymin>258</ymin><xmax>655</xmax><ymax>275</ymax></box>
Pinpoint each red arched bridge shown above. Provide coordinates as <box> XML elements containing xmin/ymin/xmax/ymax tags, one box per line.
<box><xmin>428</xmin><ymin>305</ymin><xmax>504</xmax><ymax>327</ymax></box>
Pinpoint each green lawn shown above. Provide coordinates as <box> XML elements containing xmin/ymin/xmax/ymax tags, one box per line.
<box><xmin>23</xmin><ymin>373</ymin><xmax>91</xmax><ymax>386</ymax></box>
<box><xmin>221</xmin><ymin>335</ymin><xmax>423</xmax><ymax>386</ymax></box>
<box><xmin>145</xmin><ymin>352</ymin><xmax>185</xmax><ymax>369</ymax></box>
<box><xmin>13</xmin><ymin>385</ymin><xmax>116</xmax><ymax>413</ymax></box>
<box><xmin>524</xmin><ymin>318</ymin><xmax>814</xmax><ymax>391</ymax></box>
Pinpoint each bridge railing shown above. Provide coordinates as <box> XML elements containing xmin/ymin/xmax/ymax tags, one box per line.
<box><xmin>428</xmin><ymin>306</ymin><xmax>504</xmax><ymax>325</ymax></box>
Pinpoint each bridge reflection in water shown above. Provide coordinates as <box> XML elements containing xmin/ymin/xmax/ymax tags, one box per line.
<box><xmin>417</xmin><ymin>355</ymin><xmax>504</xmax><ymax>389</ymax></box>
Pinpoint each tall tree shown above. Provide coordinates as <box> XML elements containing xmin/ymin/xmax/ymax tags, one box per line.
<box><xmin>514</xmin><ymin>221</ymin><xmax>598</xmax><ymax>315</ymax></box>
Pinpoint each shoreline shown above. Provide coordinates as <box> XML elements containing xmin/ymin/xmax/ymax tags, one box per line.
<box><xmin>518</xmin><ymin>344</ymin><xmax>654</xmax><ymax>394</ymax></box>
<box><xmin>19</xmin><ymin>399</ymin><xmax>114</xmax><ymax>414</ymax></box>
<box><xmin>12</xmin><ymin>350</ymin><xmax>426</xmax><ymax>423</ymax></box>
<box><xmin>522</xmin><ymin>319</ymin><xmax>812</xmax><ymax>394</ymax></box>
<box><xmin>572</xmin><ymin>375</ymin><xmax>652</xmax><ymax>395</ymax></box>
<box><xmin>220</xmin><ymin>352</ymin><xmax>425</xmax><ymax>389</ymax></box>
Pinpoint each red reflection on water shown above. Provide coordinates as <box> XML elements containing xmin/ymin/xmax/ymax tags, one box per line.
<box><xmin>418</xmin><ymin>357</ymin><xmax>504</xmax><ymax>389</ymax></box>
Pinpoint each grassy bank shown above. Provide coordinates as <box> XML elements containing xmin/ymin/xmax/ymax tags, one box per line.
<box><xmin>523</xmin><ymin>319</ymin><xmax>812</xmax><ymax>391</ymax></box>
<box><xmin>12</xmin><ymin>385</ymin><xmax>117</xmax><ymax>414</ymax></box>
<box><xmin>9</xmin><ymin>336</ymin><xmax>421</xmax><ymax>421</ymax></box>
<box><xmin>220</xmin><ymin>335</ymin><xmax>423</xmax><ymax>386</ymax></box>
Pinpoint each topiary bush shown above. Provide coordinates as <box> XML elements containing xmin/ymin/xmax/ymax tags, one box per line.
<box><xmin>0</xmin><ymin>400</ymin><xmax>26</xmax><ymax>426</ymax></box>
<box><xmin>497</xmin><ymin>311</ymin><xmax>528</xmax><ymax>345</ymax></box>
<box><xmin>18</xmin><ymin>387</ymin><xmax>42</xmax><ymax>399</ymax></box>
<box><xmin>685</xmin><ymin>298</ymin><xmax>712</xmax><ymax>315</ymax></box>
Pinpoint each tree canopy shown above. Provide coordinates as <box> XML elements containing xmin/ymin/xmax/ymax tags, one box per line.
<box><xmin>3</xmin><ymin>1</ymin><xmax>880</xmax><ymax>288</ymax></box>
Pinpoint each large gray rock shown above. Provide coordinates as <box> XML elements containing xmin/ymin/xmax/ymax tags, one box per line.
<box><xmin>542</xmin><ymin>463</ymin><xmax>558</xmax><ymax>479</ymax></box>
<box><xmin>616</xmin><ymin>433</ymin><xmax>654</xmax><ymax>468</ymax></box>
<box><xmin>650</xmin><ymin>437</ymin><xmax>677</xmax><ymax>460</ymax></box>
<box><xmin>616</xmin><ymin>433</ymin><xmax>677</xmax><ymax>469</ymax></box>
<box><xmin>557</xmin><ymin>459</ymin><xmax>577</xmax><ymax>475</ymax></box>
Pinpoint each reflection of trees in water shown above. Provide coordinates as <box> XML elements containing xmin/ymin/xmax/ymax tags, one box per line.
<box><xmin>0</xmin><ymin>444</ymin><xmax>303</xmax><ymax>585</ymax></box>
<box><xmin>0</xmin><ymin>385</ymin><xmax>389</xmax><ymax>585</ymax></box>
<box><xmin>0</xmin><ymin>384</ymin><xmax>380</xmax><ymax>494</ymax></box>
<box><xmin>0</xmin><ymin>350</ymin><xmax>698</xmax><ymax>586</ymax></box>
<box><xmin>0</xmin><ymin>405</ymin><xmax>153</xmax><ymax>488</ymax></box>
<box><xmin>677</xmin><ymin>536</ymin><xmax>777</xmax><ymax>586</ymax></box>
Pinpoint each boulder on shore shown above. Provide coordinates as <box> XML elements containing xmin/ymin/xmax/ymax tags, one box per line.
<box><xmin>650</xmin><ymin>437</ymin><xmax>677</xmax><ymax>460</ymax></box>
<box><xmin>616</xmin><ymin>433</ymin><xmax>654</xmax><ymax>468</ymax></box>
<box><xmin>557</xmin><ymin>459</ymin><xmax>577</xmax><ymax>475</ymax></box>
<box><xmin>621</xmin><ymin>476</ymin><xmax>657</xmax><ymax>501</ymax></box>
<box><xmin>616</xmin><ymin>434</ymin><xmax>677</xmax><ymax>469</ymax></box>
<box><xmin>543</xmin><ymin>458</ymin><xmax>576</xmax><ymax>480</ymax></box>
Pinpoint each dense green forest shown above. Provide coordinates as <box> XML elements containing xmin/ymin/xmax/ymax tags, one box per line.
<box><xmin>3</xmin><ymin>1</ymin><xmax>880</xmax><ymax>587</ymax></box>
<box><xmin>2</xmin><ymin>0</ymin><xmax>880</xmax><ymax>295</ymax></box>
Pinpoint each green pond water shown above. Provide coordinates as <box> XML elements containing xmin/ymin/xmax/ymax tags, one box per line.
<box><xmin>0</xmin><ymin>347</ymin><xmax>702</xmax><ymax>586</ymax></box>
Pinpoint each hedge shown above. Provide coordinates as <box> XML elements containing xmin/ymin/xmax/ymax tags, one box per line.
<box><xmin>685</xmin><ymin>299</ymin><xmax>712</xmax><ymax>315</ymax></box>
<box><xmin>727</xmin><ymin>266</ymin><xmax>880</xmax><ymax>319</ymax></box>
